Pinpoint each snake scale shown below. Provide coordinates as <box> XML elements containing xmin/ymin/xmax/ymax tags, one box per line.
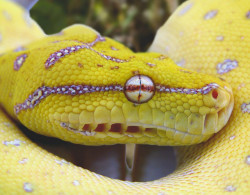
<box><xmin>0</xmin><ymin>0</ymin><xmax>249</xmax><ymax>194</ymax></box>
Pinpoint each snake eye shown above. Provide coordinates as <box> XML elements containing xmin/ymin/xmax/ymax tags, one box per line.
<box><xmin>124</xmin><ymin>75</ymin><xmax>155</xmax><ymax>103</ymax></box>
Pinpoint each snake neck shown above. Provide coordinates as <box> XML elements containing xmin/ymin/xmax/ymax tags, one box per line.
<box><xmin>0</xmin><ymin>0</ymin><xmax>44</xmax><ymax>54</ymax></box>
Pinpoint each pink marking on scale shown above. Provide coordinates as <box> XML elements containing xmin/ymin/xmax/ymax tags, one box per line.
<box><xmin>146</xmin><ymin>62</ymin><xmax>156</xmax><ymax>67</ymax></box>
<box><xmin>45</xmin><ymin>35</ymin><xmax>105</xmax><ymax>68</ymax></box>
<box><xmin>14</xmin><ymin>54</ymin><xmax>27</xmax><ymax>71</ymax></box>
<box><xmin>156</xmin><ymin>83</ymin><xmax>219</xmax><ymax>95</ymax></box>
<box><xmin>111</xmin><ymin>46</ymin><xmax>119</xmax><ymax>51</ymax></box>
<box><xmin>45</xmin><ymin>35</ymin><xmax>128</xmax><ymax>68</ymax></box>
<box><xmin>88</xmin><ymin>47</ymin><xmax>129</xmax><ymax>63</ymax></box>
<box><xmin>204</xmin><ymin>10</ymin><xmax>218</xmax><ymax>20</ymax></box>
<box><xmin>14</xmin><ymin>46</ymin><xmax>26</xmax><ymax>52</ymax></box>
<box><xmin>14</xmin><ymin>84</ymin><xmax>124</xmax><ymax>115</ymax></box>
<box><xmin>241</xmin><ymin>103</ymin><xmax>250</xmax><ymax>113</ymax></box>
<box><xmin>14</xmin><ymin>82</ymin><xmax>219</xmax><ymax>115</ymax></box>
<box><xmin>246</xmin><ymin>11</ymin><xmax>250</xmax><ymax>19</ymax></box>
<box><xmin>216</xmin><ymin>59</ymin><xmax>238</xmax><ymax>74</ymax></box>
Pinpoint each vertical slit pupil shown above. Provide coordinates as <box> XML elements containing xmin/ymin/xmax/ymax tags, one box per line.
<box><xmin>138</xmin><ymin>75</ymin><xmax>142</xmax><ymax>102</ymax></box>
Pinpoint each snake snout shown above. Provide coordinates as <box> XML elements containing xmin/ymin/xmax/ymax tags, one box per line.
<box><xmin>203</xmin><ymin>85</ymin><xmax>234</xmax><ymax>134</ymax></box>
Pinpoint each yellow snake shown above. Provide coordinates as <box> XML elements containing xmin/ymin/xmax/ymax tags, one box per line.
<box><xmin>0</xmin><ymin>0</ymin><xmax>249</xmax><ymax>194</ymax></box>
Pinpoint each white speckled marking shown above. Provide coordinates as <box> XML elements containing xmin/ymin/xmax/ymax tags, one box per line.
<box><xmin>229</xmin><ymin>135</ymin><xmax>236</xmax><ymax>140</ymax></box>
<box><xmin>111</xmin><ymin>46</ymin><xmax>119</xmax><ymax>50</ymax></box>
<box><xmin>23</xmin><ymin>182</ymin><xmax>33</xmax><ymax>192</ymax></box>
<box><xmin>14</xmin><ymin>46</ymin><xmax>26</xmax><ymax>52</ymax></box>
<box><xmin>216</xmin><ymin>35</ymin><xmax>224</xmax><ymax>41</ymax></box>
<box><xmin>45</xmin><ymin>35</ymin><xmax>130</xmax><ymax>69</ymax></box>
<box><xmin>225</xmin><ymin>185</ymin><xmax>236</xmax><ymax>192</ymax></box>
<box><xmin>93</xmin><ymin>173</ymin><xmax>103</xmax><ymax>179</ymax></box>
<box><xmin>176</xmin><ymin>58</ymin><xmax>186</xmax><ymax>67</ymax></box>
<box><xmin>14</xmin><ymin>84</ymin><xmax>124</xmax><ymax>114</ymax></box>
<box><xmin>241</xmin><ymin>102</ymin><xmax>250</xmax><ymax>113</ymax></box>
<box><xmin>14</xmin><ymin>81</ymin><xmax>219</xmax><ymax>115</ymax></box>
<box><xmin>55</xmin><ymin>159</ymin><xmax>70</xmax><ymax>165</ymax></box>
<box><xmin>19</xmin><ymin>158</ymin><xmax>28</xmax><ymax>164</ymax></box>
<box><xmin>72</xmin><ymin>180</ymin><xmax>80</xmax><ymax>186</ymax></box>
<box><xmin>204</xmin><ymin>10</ymin><xmax>218</xmax><ymax>20</ymax></box>
<box><xmin>246</xmin><ymin>10</ymin><xmax>250</xmax><ymax>19</ymax></box>
<box><xmin>216</xmin><ymin>59</ymin><xmax>238</xmax><ymax>74</ymax></box>
<box><xmin>178</xmin><ymin>2</ymin><xmax>193</xmax><ymax>16</ymax></box>
<box><xmin>14</xmin><ymin>54</ymin><xmax>27</xmax><ymax>71</ymax></box>
<box><xmin>156</xmin><ymin>83</ymin><xmax>219</xmax><ymax>95</ymax></box>
<box><xmin>246</xmin><ymin>155</ymin><xmax>250</xmax><ymax>165</ymax></box>
<box><xmin>146</xmin><ymin>62</ymin><xmax>156</xmax><ymax>67</ymax></box>
<box><xmin>3</xmin><ymin>139</ymin><xmax>25</xmax><ymax>146</ymax></box>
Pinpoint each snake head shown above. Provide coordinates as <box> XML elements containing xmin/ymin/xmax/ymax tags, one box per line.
<box><xmin>10</xmin><ymin>25</ymin><xmax>233</xmax><ymax>146</ymax></box>
<box><xmin>119</xmin><ymin>54</ymin><xmax>234</xmax><ymax>145</ymax></box>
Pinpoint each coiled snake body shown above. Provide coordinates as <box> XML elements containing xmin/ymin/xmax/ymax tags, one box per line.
<box><xmin>0</xmin><ymin>0</ymin><xmax>249</xmax><ymax>194</ymax></box>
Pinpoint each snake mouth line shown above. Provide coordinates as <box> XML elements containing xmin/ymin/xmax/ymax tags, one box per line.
<box><xmin>59</xmin><ymin>121</ymin><xmax>210</xmax><ymax>145</ymax></box>
<box><xmin>57</xmin><ymin>94</ymin><xmax>233</xmax><ymax>146</ymax></box>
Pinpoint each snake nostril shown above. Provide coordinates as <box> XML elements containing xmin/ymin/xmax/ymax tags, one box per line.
<box><xmin>212</xmin><ymin>89</ymin><xmax>218</xmax><ymax>99</ymax></box>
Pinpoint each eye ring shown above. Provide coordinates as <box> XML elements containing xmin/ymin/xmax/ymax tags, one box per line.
<box><xmin>124</xmin><ymin>74</ymin><xmax>155</xmax><ymax>104</ymax></box>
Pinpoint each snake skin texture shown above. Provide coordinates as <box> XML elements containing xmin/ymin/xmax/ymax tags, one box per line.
<box><xmin>0</xmin><ymin>0</ymin><xmax>249</xmax><ymax>194</ymax></box>
<box><xmin>150</xmin><ymin>0</ymin><xmax>250</xmax><ymax>193</ymax></box>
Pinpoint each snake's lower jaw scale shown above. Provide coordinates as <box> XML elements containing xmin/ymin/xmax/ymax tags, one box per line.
<box><xmin>56</xmin><ymin>118</ymin><xmax>212</xmax><ymax>145</ymax></box>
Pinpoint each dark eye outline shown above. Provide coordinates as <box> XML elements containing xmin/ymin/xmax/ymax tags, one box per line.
<box><xmin>124</xmin><ymin>74</ymin><xmax>155</xmax><ymax>104</ymax></box>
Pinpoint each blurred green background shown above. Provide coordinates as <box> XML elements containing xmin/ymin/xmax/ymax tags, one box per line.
<box><xmin>28</xmin><ymin>0</ymin><xmax>186</xmax><ymax>52</ymax></box>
